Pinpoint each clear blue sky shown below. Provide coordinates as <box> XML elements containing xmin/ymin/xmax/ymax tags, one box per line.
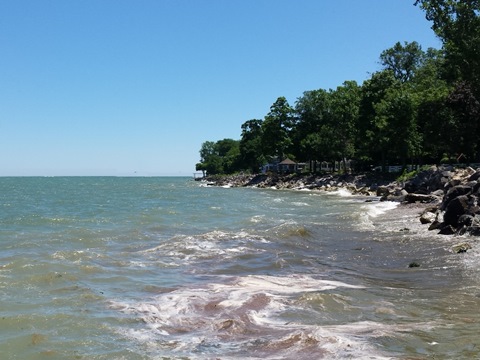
<box><xmin>0</xmin><ymin>0</ymin><xmax>441</xmax><ymax>176</ymax></box>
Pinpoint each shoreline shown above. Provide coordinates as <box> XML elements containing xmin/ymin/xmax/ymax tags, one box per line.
<box><xmin>203</xmin><ymin>172</ymin><xmax>397</xmax><ymax>195</ymax></box>
<box><xmin>203</xmin><ymin>166</ymin><xmax>480</xmax><ymax>245</ymax></box>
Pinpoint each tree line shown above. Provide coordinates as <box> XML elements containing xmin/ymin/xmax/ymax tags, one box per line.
<box><xmin>196</xmin><ymin>1</ymin><xmax>480</xmax><ymax>176</ymax></box>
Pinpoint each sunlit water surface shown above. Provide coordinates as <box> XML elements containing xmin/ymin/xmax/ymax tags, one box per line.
<box><xmin>1</xmin><ymin>177</ymin><xmax>479</xmax><ymax>359</ymax></box>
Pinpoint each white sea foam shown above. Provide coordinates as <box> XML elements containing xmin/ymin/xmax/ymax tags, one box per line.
<box><xmin>292</xmin><ymin>201</ymin><xmax>310</xmax><ymax>207</ymax></box>
<box><xmin>109</xmin><ymin>274</ymin><xmax>397</xmax><ymax>358</ymax></box>
<box><xmin>365</xmin><ymin>201</ymin><xmax>399</xmax><ymax>218</ymax></box>
<box><xmin>140</xmin><ymin>231</ymin><xmax>269</xmax><ymax>266</ymax></box>
<box><xmin>127</xmin><ymin>260</ymin><xmax>147</xmax><ymax>268</ymax></box>
<box><xmin>250</xmin><ymin>214</ymin><xmax>265</xmax><ymax>223</ymax></box>
<box><xmin>328</xmin><ymin>188</ymin><xmax>353</xmax><ymax>197</ymax></box>
<box><xmin>235</xmin><ymin>274</ymin><xmax>365</xmax><ymax>293</ymax></box>
<box><xmin>356</xmin><ymin>201</ymin><xmax>399</xmax><ymax>231</ymax></box>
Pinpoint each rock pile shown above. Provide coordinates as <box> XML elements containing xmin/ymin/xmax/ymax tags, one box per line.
<box><xmin>206</xmin><ymin>173</ymin><xmax>394</xmax><ymax>195</ymax></box>
<box><xmin>407</xmin><ymin>166</ymin><xmax>480</xmax><ymax>236</ymax></box>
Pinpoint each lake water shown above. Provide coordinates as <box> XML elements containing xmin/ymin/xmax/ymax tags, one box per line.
<box><xmin>1</xmin><ymin>177</ymin><xmax>479</xmax><ymax>359</ymax></box>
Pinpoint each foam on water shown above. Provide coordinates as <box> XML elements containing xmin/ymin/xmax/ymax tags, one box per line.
<box><xmin>366</xmin><ymin>201</ymin><xmax>399</xmax><ymax>217</ymax></box>
<box><xmin>107</xmin><ymin>274</ymin><xmax>415</xmax><ymax>359</ymax></box>
<box><xmin>249</xmin><ymin>214</ymin><xmax>265</xmax><ymax>223</ymax></box>
<box><xmin>327</xmin><ymin>188</ymin><xmax>353</xmax><ymax>197</ymax></box>
<box><xmin>355</xmin><ymin>200</ymin><xmax>399</xmax><ymax>231</ymax></box>
<box><xmin>292</xmin><ymin>201</ymin><xmax>310</xmax><ymax>207</ymax></box>
<box><xmin>141</xmin><ymin>230</ymin><xmax>270</xmax><ymax>267</ymax></box>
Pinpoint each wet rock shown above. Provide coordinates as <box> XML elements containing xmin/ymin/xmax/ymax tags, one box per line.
<box><xmin>438</xmin><ymin>225</ymin><xmax>456</xmax><ymax>235</ymax></box>
<box><xmin>443</xmin><ymin>195</ymin><xmax>470</xmax><ymax>227</ymax></box>
<box><xmin>382</xmin><ymin>193</ymin><xmax>406</xmax><ymax>202</ymax></box>
<box><xmin>457</xmin><ymin>214</ymin><xmax>477</xmax><ymax>227</ymax></box>
<box><xmin>428</xmin><ymin>221</ymin><xmax>442</xmax><ymax>231</ymax></box>
<box><xmin>441</xmin><ymin>185</ymin><xmax>473</xmax><ymax>210</ymax></box>
<box><xmin>452</xmin><ymin>242</ymin><xmax>472</xmax><ymax>253</ymax></box>
<box><xmin>355</xmin><ymin>187</ymin><xmax>373</xmax><ymax>196</ymax></box>
<box><xmin>447</xmin><ymin>179</ymin><xmax>461</xmax><ymax>188</ymax></box>
<box><xmin>404</xmin><ymin>165</ymin><xmax>449</xmax><ymax>194</ymax></box>
<box><xmin>431</xmin><ymin>189</ymin><xmax>445</xmax><ymax>197</ymax></box>
<box><xmin>376</xmin><ymin>186</ymin><xmax>390</xmax><ymax>197</ymax></box>
<box><xmin>473</xmin><ymin>182</ymin><xmax>480</xmax><ymax>195</ymax></box>
<box><xmin>465</xmin><ymin>181</ymin><xmax>478</xmax><ymax>189</ymax></box>
<box><xmin>394</xmin><ymin>188</ymin><xmax>408</xmax><ymax>197</ymax></box>
<box><xmin>404</xmin><ymin>193</ymin><xmax>441</xmax><ymax>204</ymax></box>
<box><xmin>467</xmin><ymin>226</ymin><xmax>480</xmax><ymax>236</ymax></box>
<box><xmin>469</xmin><ymin>169</ymin><xmax>480</xmax><ymax>182</ymax></box>
<box><xmin>442</xmin><ymin>170</ymin><xmax>454</xmax><ymax>178</ymax></box>
<box><xmin>424</xmin><ymin>205</ymin><xmax>440</xmax><ymax>213</ymax></box>
<box><xmin>404</xmin><ymin>167</ymin><xmax>434</xmax><ymax>193</ymax></box>
<box><xmin>420</xmin><ymin>211</ymin><xmax>437</xmax><ymax>224</ymax></box>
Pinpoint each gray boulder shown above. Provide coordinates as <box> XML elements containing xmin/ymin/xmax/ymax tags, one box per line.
<box><xmin>404</xmin><ymin>166</ymin><xmax>451</xmax><ymax>194</ymax></box>
<box><xmin>469</xmin><ymin>170</ymin><xmax>480</xmax><ymax>182</ymax></box>
<box><xmin>443</xmin><ymin>195</ymin><xmax>470</xmax><ymax>227</ymax></box>
<box><xmin>441</xmin><ymin>185</ymin><xmax>473</xmax><ymax>210</ymax></box>
<box><xmin>420</xmin><ymin>211</ymin><xmax>437</xmax><ymax>224</ymax></box>
<box><xmin>405</xmin><ymin>193</ymin><xmax>442</xmax><ymax>204</ymax></box>
<box><xmin>439</xmin><ymin>225</ymin><xmax>456</xmax><ymax>235</ymax></box>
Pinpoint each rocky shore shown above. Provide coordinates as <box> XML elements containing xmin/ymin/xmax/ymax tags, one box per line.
<box><xmin>204</xmin><ymin>165</ymin><xmax>480</xmax><ymax>240</ymax></box>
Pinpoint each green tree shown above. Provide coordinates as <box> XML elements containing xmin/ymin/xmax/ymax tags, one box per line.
<box><xmin>195</xmin><ymin>162</ymin><xmax>207</xmax><ymax>177</ymax></box>
<box><xmin>374</xmin><ymin>85</ymin><xmax>421</xmax><ymax>170</ymax></box>
<box><xmin>380</xmin><ymin>41</ymin><xmax>426</xmax><ymax>83</ymax></box>
<box><xmin>261</xmin><ymin>97</ymin><xmax>295</xmax><ymax>160</ymax></box>
<box><xmin>446</xmin><ymin>81</ymin><xmax>480</xmax><ymax>161</ymax></box>
<box><xmin>357</xmin><ymin>70</ymin><xmax>398</xmax><ymax>169</ymax></box>
<box><xmin>293</xmin><ymin>89</ymin><xmax>331</xmax><ymax>167</ymax></box>
<box><xmin>239</xmin><ymin>119</ymin><xmax>264</xmax><ymax>173</ymax></box>
<box><xmin>409</xmin><ymin>48</ymin><xmax>452</xmax><ymax>163</ymax></box>
<box><xmin>302</xmin><ymin>124</ymin><xmax>339</xmax><ymax>171</ymax></box>
<box><xmin>329</xmin><ymin>81</ymin><xmax>361</xmax><ymax>170</ymax></box>
<box><xmin>415</xmin><ymin>0</ymin><xmax>480</xmax><ymax>91</ymax></box>
<box><xmin>361</xmin><ymin>41</ymin><xmax>434</xmax><ymax>170</ymax></box>
<box><xmin>215</xmin><ymin>138</ymin><xmax>241</xmax><ymax>174</ymax></box>
<box><xmin>415</xmin><ymin>1</ymin><xmax>480</xmax><ymax>162</ymax></box>
<box><xmin>199</xmin><ymin>141</ymin><xmax>216</xmax><ymax>163</ymax></box>
<box><xmin>197</xmin><ymin>139</ymin><xmax>241</xmax><ymax>175</ymax></box>
<box><xmin>198</xmin><ymin>140</ymin><xmax>223</xmax><ymax>175</ymax></box>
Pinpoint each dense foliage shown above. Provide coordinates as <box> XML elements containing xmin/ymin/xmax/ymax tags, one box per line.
<box><xmin>197</xmin><ymin>1</ymin><xmax>480</xmax><ymax>175</ymax></box>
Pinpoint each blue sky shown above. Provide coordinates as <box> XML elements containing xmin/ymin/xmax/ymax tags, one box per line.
<box><xmin>0</xmin><ymin>1</ymin><xmax>441</xmax><ymax>176</ymax></box>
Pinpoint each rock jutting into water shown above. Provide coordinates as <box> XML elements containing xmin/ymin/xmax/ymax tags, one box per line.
<box><xmin>204</xmin><ymin>165</ymin><xmax>480</xmax><ymax>238</ymax></box>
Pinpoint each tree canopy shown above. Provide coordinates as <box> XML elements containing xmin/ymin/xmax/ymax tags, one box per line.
<box><xmin>196</xmin><ymin>2</ymin><xmax>480</xmax><ymax>175</ymax></box>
